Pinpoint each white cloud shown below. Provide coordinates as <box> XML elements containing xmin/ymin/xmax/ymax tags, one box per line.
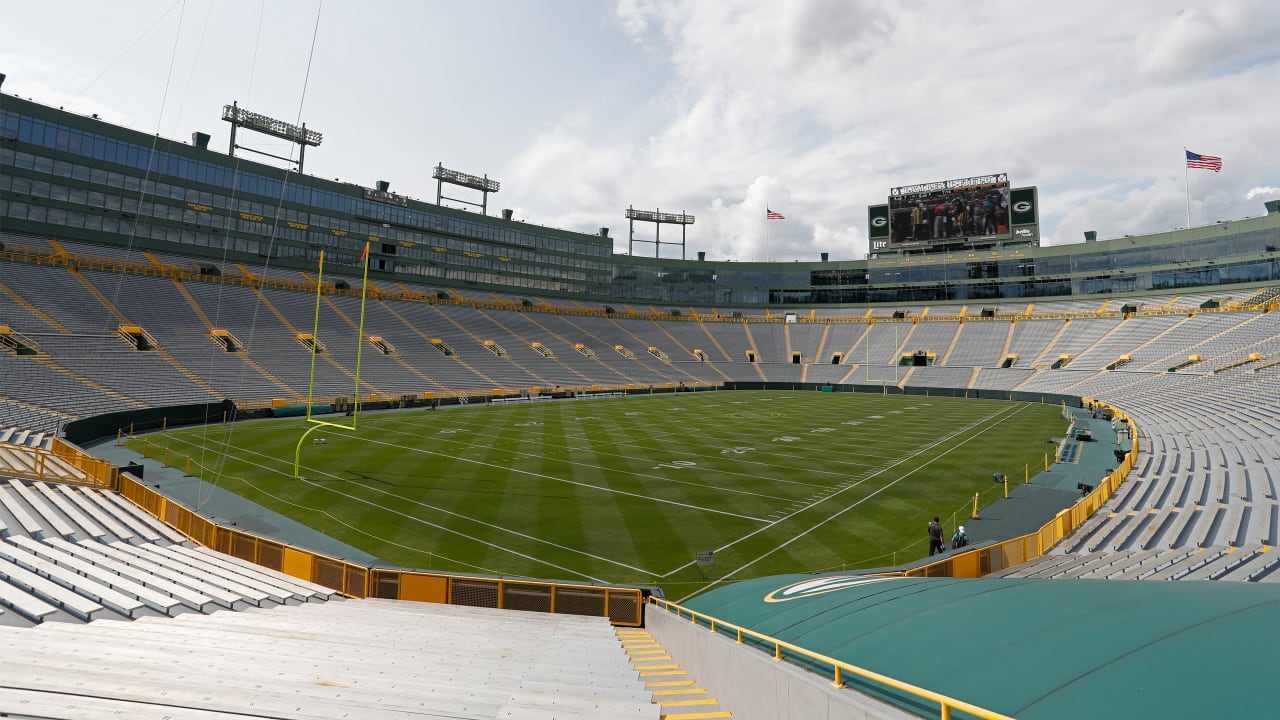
<box><xmin>4</xmin><ymin>0</ymin><xmax>1280</xmax><ymax>263</ymax></box>
<box><xmin>1133</xmin><ymin>3</ymin><xmax>1280</xmax><ymax>81</ymax></box>
<box><xmin>1245</xmin><ymin>187</ymin><xmax>1280</xmax><ymax>201</ymax></box>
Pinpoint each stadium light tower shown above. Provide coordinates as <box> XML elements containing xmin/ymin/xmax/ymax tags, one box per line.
<box><xmin>625</xmin><ymin>206</ymin><xmax>695</xmax><ymax>259</ymax></box>
<box><xmin>433</xmin><ymin>163</ymin><xmax>500</xmax><ymax>215</ymax></box>
<box><xmin>222</xmin><ymin>101</ymin><xmax>323</xmax><ymax>172</ymax></box>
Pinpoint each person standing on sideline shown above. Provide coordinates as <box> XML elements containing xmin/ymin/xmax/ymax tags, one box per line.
<box><xmin>951</xmin><ymin>525</ymin><xmax>969</xmax><ymax>549</ymax></box>
<box><xmin>928</xmin><ymin>516</ymin><xmax>945</xmax><ymax>556</ymax></box>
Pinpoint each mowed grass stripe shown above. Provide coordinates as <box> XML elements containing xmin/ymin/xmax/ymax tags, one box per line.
<box><xmin>519</xmin><ymin>392</ymin><xmax>952</xmax><ymax>491</ymax></box>
<box><xmin>546</xmin><ymin>394</ymin><xmax>1000</xmax><ymax>468</ymax></box>
<box><xmin>155</xmin><ymin>428</ymin><xmax>663</xmax><ymax>577</ymax></box>
<box><xmin>317</xmin><ymin>447</ymin><xmax>675</xmax><ymax>578</ymax></box>
<box><xmin>443</xmin><ymin>397</ymin><xmax>883</xmax><ymax>481</ymax></box>
<box><xmin>155</xmin><ymin>419</ymin><xmax>771</xmax><ymax>579</ymax></box>
<box><xmin>379</xmin><ymin>413</ymin><xmax>808</xmax><ymax>514</ymax></box>
<box><xmin>132</xmin><ymin>392</ymin><xmax>1065</xmax><ymax>586</ymax></box>
<box><xmin>657</xmin><ymin>400</ymin><xmax>1029</xmax><ymax>581</ymax></box>
<box><xmin>679</xmin><ymin>402</ymin><xmax>1040</xmax><ymax>596</ymax></box>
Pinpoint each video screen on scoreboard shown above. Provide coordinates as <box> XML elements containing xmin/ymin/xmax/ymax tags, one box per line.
<box><xmin>887</xmin><ymin>173</ymin><xmax>1010</xmax><ymax>245</ymax></box>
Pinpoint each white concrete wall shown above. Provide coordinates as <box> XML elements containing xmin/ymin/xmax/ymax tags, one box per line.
<box><xmin>646</xmin><ymin>607</ymin><xmax>918</xmax><ymax>720</ymax></box>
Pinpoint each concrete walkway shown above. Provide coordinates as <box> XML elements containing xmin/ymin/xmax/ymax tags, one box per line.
<box><xmin>958</xmin><ymin>406</ymin><xmax>1127</xmax><ymax>543</ymax></box>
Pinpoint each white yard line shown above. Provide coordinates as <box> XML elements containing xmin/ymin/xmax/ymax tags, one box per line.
<box><xmin>353</xmin><ymin>435</ymin><xmax>769</xmax><ymax>522</ymax></box>
<box><xmin>158</xmin><ymin>434</ymin><xmax>613</xmax><ymax>583</ymax></box>
<box><xmin>378</xmin><ymin>411</ymin><xmax>862</xmax><ymax>487</ymax></box>
<box><xmin>156</xmin><ymin>428</ymin><xmax>762</xmax><ymax>579</ymax></box>
<box><xmin>671</xmin><ymin>402</ymin><xmax>1034</xmax><ymax>600</ymax></box>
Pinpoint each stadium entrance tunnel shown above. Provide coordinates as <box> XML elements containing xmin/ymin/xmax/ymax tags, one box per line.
<box><xmin>117</xmin><ymin>324</ymin><xmax>158</xmax><ymax>351</ymax></box>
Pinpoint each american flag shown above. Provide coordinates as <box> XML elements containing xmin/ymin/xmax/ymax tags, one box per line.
<box><xmin>1186</xmin><ymin>150</ymin><xmax>1222</xmax><ymax>172</ymax></box>
<box><xmin>766</xmin><ymin>208</ymin><xmax>785</xmax><ymax>220</ymax></box>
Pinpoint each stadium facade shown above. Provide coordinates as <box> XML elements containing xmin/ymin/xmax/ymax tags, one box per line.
<box><xmin>3</xmin><ymin>92</ymin><xmax>1280</xmax><ymax>307</ymax></box>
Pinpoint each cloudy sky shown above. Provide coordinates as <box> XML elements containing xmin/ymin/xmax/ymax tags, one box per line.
<box><xmin>3</xmin><ymin>0</ymin><xmax>1279</xmax><ymax>261</ymax></box>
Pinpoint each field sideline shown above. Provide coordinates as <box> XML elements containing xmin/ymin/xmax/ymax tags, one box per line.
<box><xmin>128</xmin><ymin>390</ymin><xmax>1067</xmax><ymax>598</ymax></box>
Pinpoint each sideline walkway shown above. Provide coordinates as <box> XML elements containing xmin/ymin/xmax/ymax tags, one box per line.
<box><xmin>959</xmin><ymin>406</ymin><xmax>1122</xmax><ymax>543</ymax></box>
<box><xmin>84</xmin><ymin>439</ymin><xmax>386</xmax><ymax>567</ymax></box>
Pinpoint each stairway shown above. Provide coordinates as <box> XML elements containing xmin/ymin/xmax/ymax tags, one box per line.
<box><xmin>617</xmin><ymin>627</ymin><xmax>733</xmax><ymax>720</ymax></box>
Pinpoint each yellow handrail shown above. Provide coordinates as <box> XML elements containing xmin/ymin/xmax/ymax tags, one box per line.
<box><xmin>0</xmin><ymin>441</ymin><xmax>116</xmax><ymax>488</ymax></box>
<box><xmin>647</xmin><ymin>596</ymin><xmax>1014</xmax><ymax>720</ymax></box>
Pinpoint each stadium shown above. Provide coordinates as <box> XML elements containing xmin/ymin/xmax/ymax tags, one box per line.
<box><xmin>3</xmin><ymin>45</ymin><xmax>1280</xmax><ymax>720</ymax></box>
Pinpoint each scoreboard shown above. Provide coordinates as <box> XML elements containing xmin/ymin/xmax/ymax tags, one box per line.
<box><xmin>868</xmin><ymin>173</ymin><xmax>1038</xmax><ymax>255</ymax></box>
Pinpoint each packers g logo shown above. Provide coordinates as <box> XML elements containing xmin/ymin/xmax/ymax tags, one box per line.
<box><xmin>763</xmin><ymin>575</ymin><xmax>897</xmax><ymax>603</ymax></box>
<box><xmin>1012</xmin><ymin>201</ymin><xmax>1033</xmax><ymax>214</ymax></box>
<box><xmin>871</xmin><ymin>216</ymin><xmax>888</xmax><ymax>227</ymax></box>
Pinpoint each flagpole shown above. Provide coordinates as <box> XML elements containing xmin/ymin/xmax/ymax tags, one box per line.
<box><xmin>1184</xmin><ymin>147</ymin><xmax>1191</xmax><ymax>228</ymax></box>
<box><xmin>765</xmin><ymin>201</ymin><xmax>770</xmax><ymax>262</ymax></box>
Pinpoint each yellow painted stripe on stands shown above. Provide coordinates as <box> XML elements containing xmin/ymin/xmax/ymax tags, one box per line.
<box><xmin>634</xmin><ymin>655</ymin><xmax>673</xmax><ymax>661</ymax></box>
<box><xmin>660</xmin><ymin>711</ymin><xmax>732</xmax><ymax>719</ymax></box>
<box><xmin>635</xmin><ymin>664</ymin><xmax>680</xmax><ymax>670</ymax></box>
<box><xmin>646</xmin><ymin>680</ymin><xmax>696</xmax><ymax>688</ymax></box>
<box><xmin>640</xmin><ymin>670</ymin><xmax>688</xmax><ymax>678</ymax></box>
<box><xmin>652</xmin><ymin>687</ymin><xmax>708</xmax><ymax>696</ymax></box>
<box><xmin>658</xmin><ymin>698</ymin><xmax>719</xmax><ymax>707</ymax></box>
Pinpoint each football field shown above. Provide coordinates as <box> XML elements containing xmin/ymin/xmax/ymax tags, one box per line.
<box><xmin>128</xmin><ymin>390</ymin><xmax>1066</xmax><ymax>599</ymax></box>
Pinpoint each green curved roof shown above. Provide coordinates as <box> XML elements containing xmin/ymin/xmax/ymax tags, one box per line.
<box><xmin>686</xmin><ymin>573</ymin><xmax>1280</xmax><ymax>718</ymax></box>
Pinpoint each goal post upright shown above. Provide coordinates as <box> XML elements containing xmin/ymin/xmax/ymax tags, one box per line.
<box><xmin>305</xmin><ymin>250</ymin><xmax>325</xmax><ymax>422</ymax></box>
<box><xmin>351</xmin><ymin>241</ymin><xmax>372</xmax><ymax>429</ymax></box>
<box><xmin>293</xmin><ymin>242</ymin><xmax>373</xmax><ymax>478</ymax></box>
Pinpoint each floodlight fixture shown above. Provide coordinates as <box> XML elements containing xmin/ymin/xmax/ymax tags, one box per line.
<box><xmin>222</xmin><ymin>101</ymin><xmax>322</xmax><ymax>172</ymax></box>
<box><xmin>222</xmin><ymin>103</ymin><xmax>321</xmax><ymax>146</ymax></box>
<box><xmin>625</xmin><ymin>205</ymin><xmax>695</xmax><ymax>259</ymax></box>
<box><xmin>433</xmin><ymin>164</ymin><xmax>500</xmax><ymax>193</ymax></box>
<box><xmin>433</xmin><ymin>163</ymin><xmax>500</xmax><ymax>215</ymax></box>
<box><xmin>625</xmin><ymin>208</ymin><xmax>695</xmax><ymax>225</ymax></box>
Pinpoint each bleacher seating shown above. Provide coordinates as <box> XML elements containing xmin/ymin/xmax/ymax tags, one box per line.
<box><xmin>0</xmin><ymin>476</ymin><xmax>342</xmax><ymax>627</ymax></box>
<box><xmin>6</xmin><ymin>236</ymin><xmax>1280</xmax><ymax>592</ymax></box>
<box><xmin>0</xmin><ymin>595</ymin><xmax>657</xmax><ymax>718</ymax></box>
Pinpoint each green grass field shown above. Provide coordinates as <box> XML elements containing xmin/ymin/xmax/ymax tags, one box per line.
<box><xmin>127</xmin><ymin>390</ymin><xmax>1066</xmax><ymax>599</ymax></box>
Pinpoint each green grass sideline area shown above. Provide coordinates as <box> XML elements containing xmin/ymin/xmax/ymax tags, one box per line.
<box><xmin>125</xmin><ymin>391</ymin><xmax>1065</xmax><ymax>596</ymax></box>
